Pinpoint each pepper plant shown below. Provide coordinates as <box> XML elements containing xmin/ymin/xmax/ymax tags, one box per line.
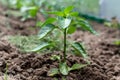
<box><xmin>6</xmin><ymin>0</ymin><xmax>40</xmax><ymax>21</ymax></box>
<box><xmin>31</xmin><ymin>6</ymin><xmax>97</xmax><ymax>76</ymax></box>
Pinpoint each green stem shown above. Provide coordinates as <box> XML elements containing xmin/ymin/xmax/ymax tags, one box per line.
<box><xmin>63</xmin><ymin>28</ymin><xmax>67</xmax><ymax>62</ymax></box>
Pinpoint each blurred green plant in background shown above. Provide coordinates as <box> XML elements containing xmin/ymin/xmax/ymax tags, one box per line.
<box><xmin>0</xmin><ymin>0</ymin><xmax>99</xmax><ymax>20</ymax></box>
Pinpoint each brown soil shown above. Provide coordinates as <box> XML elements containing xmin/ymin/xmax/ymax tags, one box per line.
<box><xmin>0</xmin><ymin>5</ymin><xmax>45</xmax><ymax>37</ymax></box>
<box><xmin>0</xmin><ymin>40</ymin><xmax>109</xmax><ymax>80</ymax></box>
<box><xmin>0</xmin><ymin>76</ymin><xmax>15</xmax><ymax>80</ymax></box>
<box><xmin>0</xmin><ymin>4</ymin><xmax>120</xmax><ymax>80</ymax></box>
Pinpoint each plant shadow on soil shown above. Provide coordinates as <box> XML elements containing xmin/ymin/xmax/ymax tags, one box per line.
<box><xmin>0</xmin><ymin>4</ymin><xmax>120</xmax><ymax>80</ymax></box>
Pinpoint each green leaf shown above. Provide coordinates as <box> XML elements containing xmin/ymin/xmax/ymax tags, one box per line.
<box><xmin>47</xmin><ymin>68</ymin><xmax>59</xmax><ymax>76</ymax></box>
<box><xmin>78</xmin><ymin>19</ymin><xmax>97</xmax><ymax>35</ymax></box>
<box><xmin>48</xmin><ymin>11</ymin><xmax>64</xmax><ymax>17</ymax></box>
<box><xmin>59</xmin><ymin>62</ymin><xmax>69</xmax><ymax>75</ymax></box>
<box><xmin>28</xmin><ymin>7</ymin><xmax>38</xmax><ymax>17</ymax></box>
<box><xmin>36</xmin><ymin>18</ymin><xmax>56</xmax><ymax>27</ymax></box>
<box><xmin>41</xmin><ymin>18</ymin><xmax>56</xmax><ymax>27</ymax></box>
<box><xmin>67</xmin><ymin>26</ymin><xmax>76</xmax><ymax>34</ymax></box>
<box><xmin>69</xmin><ymin>64</ymin><xmax>87</xmax><ymax>71</ymax></box>
<box><xmin>30</xmin><ymin>43</ymin><xmax>50</xmax><ymax>52</ymax></box>
<box><xmin>21</xmin><ymin>6</ymin><xmax>37</xmax><ymax>12</ymax></box>
<box><xmin>38</xmin><ymin>24</ymin><xmax>56</xmax><ymax>39</ymax></box>
<box><xmin>64</xmin><ymin>6</ymin><xmax>74</xmax><ymax>15</ymax></box>
<box><xmin>51</xmin><ymin>55</ymin><xmax>61</xmax><ymax>61</ymax></box>
<box><xmin>70</xmin><ymin>12</ymin><xmax>78</xmax><ymax>17</ymax></box>
<box><xmin>71</xmin><ymin>42</ymin><xmax>88</xmax><ymax>58</ymax></box>
<box><xmin>21</xmin><ymin>6</ymin><xmax>38</xmax><ymax>17</ymax></box>
<box><xmin>58</xmin><ymin>17</ymin><xmax>72</xmax><ymax>29</ymax></box>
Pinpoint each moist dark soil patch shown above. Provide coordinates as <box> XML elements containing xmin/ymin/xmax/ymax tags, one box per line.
<box><xmin>0</xmin><ymin>38</ymin><xmax>120</xmax><ymax>80</ymax></box>
<box><xmin>0</xmin><ymin>13</ymin><xmax>120</xmax><ymax>80</ymax></box>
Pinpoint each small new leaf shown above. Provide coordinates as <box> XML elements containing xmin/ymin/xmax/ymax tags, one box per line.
<box><xmin>51</xmin><ymin>55</ymin><xmax>61</xmax><ymax>61</ymax></box>
<box><xmin>30</xmin><ymin>43</ymin><xmax>50</xmax><ymax>52</ymax></box>
<box><xmin>47</xmin><ymin>68</ymin><xmax>59</xmax><ymax>76</ymax></box>
<box><xmin>69</xmin><ymin>64</ymin><xmax>87</xmax><ymax>71</ymax></box>
<box><xmin>64</xmin><ymin>6</ymin><xmax>74</xmax><ymax>15</ymax></box>
<box><xmin>59</xmin><ymin>62</ymin><xmax>69</xmax><ymax>75</ymax></box>
<box><xmin>58</xmin><ymin>17</ymin><xmax>72</xmax><ymax>29</ymax></box>
<box><xmin>71</xmin><ymin>42</ymin><xmax>88</xmax><ymax>58</ymax></box>
<box><xmin>38</xmin><ymin>24</ymin><xmax>56</xmax><ymax>39</ymax></box>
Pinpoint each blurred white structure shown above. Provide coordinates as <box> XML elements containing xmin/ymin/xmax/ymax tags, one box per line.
<box><xmin>99</xmin><ymin>0</ymin><xmax>120</xmax><ymax>21</ymax></box>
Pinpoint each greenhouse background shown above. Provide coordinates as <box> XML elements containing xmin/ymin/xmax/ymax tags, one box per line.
<box><xmin>1</xmin><ymin>0</ymin><xmax>120</xmax><ymax>21</ymax></box>
<box><xmin>46</xmin><ymin>0</ymin><xmax>120</xmax><ymax>22</ymax></box>
<box><xmin>40</xmin><ymin>0</ymin><xmax>120</xmax><ymax>22</ymax></box>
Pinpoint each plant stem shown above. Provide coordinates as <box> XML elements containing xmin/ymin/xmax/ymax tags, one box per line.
<box><xmin>63</xmin><ymin>28</ymin><xmax>67</xmax><ymax>62</ymax></box>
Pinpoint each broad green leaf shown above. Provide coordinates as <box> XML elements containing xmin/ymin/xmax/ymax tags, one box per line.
<box><xmin>36</xmin><ymin>18</ymin><xmax>56</xmax><ymax>27</ymax></box>
<box><xmin>21</xmin><ymin>6</ymin><xmax>37</xmax><ymax>12</ymax></box>
<box><xmin>69</xmin><ymin>64</ymin><xmax>87</xmax><ymax>71</ymax></box>
<box><xmin>64</xmin><ymin>6</ymin><xmax>74</xmax><ymax>15</ymax></box>
<box><xmin>41</xmin><ymin>18</ymin><xmax>56</xmax><ymax>27</ymax></box>
<box><xmin>58</xmin><ymin>17</ymin><xmax>72</xmax><ymax>29</ymax></box>
<box><xmin>48</xmin><ymin>11</ymin><xmax>64</xmax><ymax>17</ymax></box>
<box><xmin>78</xmin><ymin>19</ymin><xmax>97</xmax><ymax>35</ymax></box>
<box><xmin>28</xmin><ymin>7</ymin><xmax>38</xmax><ymax>17</ymax></box>
<box><xmin>70</xmin><ymin>12</ymin><xmax>78</xmax><ymax>17</ymax></box>
<box><xmin>59</xmin><ymin>62</ymin><xmax>69</xmax><ymax>75</ymax></box>
<box><xmin>38</xmin><ymin>24</ymin><xmax>56</xmax><ymax>39</ymax></box>
<box><xmin>47</xmin><ymin>68</ymin><xmax>59</xmax><ymax>76</ymax></box>
<box><xmin>30</xmin><ymin>43</ymin><xmax>50</xmax><ymax>52</ymax></box>
<box><xmin>71</xmin><ymin>42</ymin><xmax>88</xmax><ymax>58</ymax></box>
<box><xmin>67</xmin><ymin>26</ymin><xmax>76</xmax><ymax>34</ymax></box>
<box><xmin>20</xmin><ymin>6</ymin><xmax>38</xmax><ymax>17</ymax></box>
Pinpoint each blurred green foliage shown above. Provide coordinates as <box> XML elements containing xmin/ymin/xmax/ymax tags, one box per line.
<box><xmin>0</xmin><ymin>0</ymin><xmax>99</xmax><ymax>20</ymax></box>
<box><xmin>8</xmin><ymin>29</ymin><xmax>63</xmax><ymax>53</ymax></box>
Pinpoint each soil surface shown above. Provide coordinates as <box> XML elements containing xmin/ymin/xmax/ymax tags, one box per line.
<box><xmin>0</xmin><ymin>4</ymin><xmax>120</xmax><ymax>80</ymax></box>
<box><xmin>0</xmin><ymin>4</ymin><xmax>44</xmax><ymax>37</ymax></box>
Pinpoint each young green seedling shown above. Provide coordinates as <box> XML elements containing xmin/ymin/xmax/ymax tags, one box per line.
<box><xmin>7</xmin><ymin>0</ymin><xmax>39</xmax><ymax>21</ymax></box>
<box><xmin>104</xmin><ymin>17</ymin><xmax>120</xmax><ymax>45</ymax></box>
<box><xmin>31</xmin><ymin>6</ymin><xmax>97</xmax><ymax>76</ymax></box>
